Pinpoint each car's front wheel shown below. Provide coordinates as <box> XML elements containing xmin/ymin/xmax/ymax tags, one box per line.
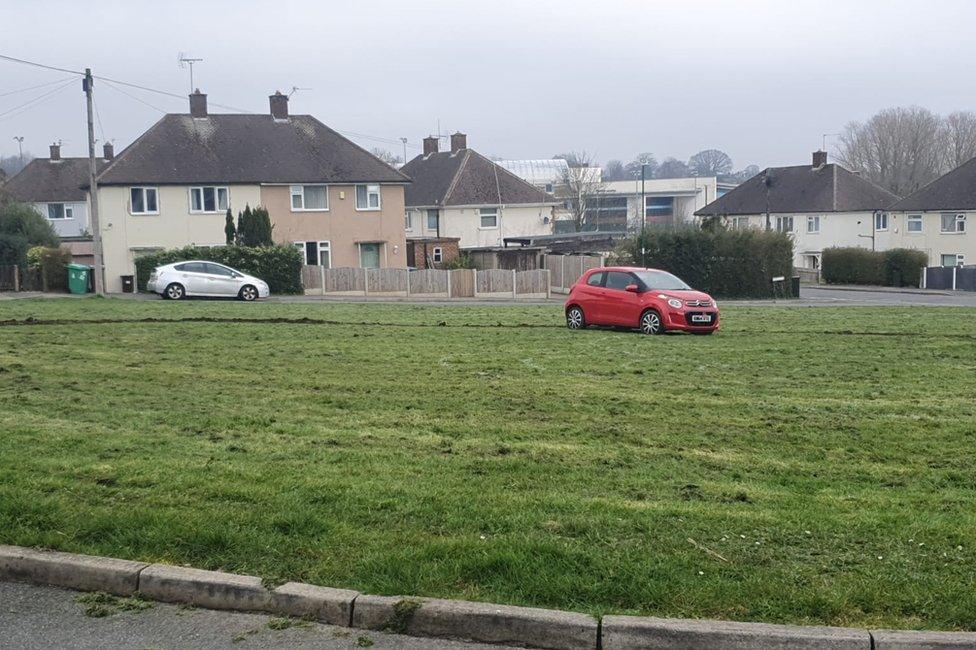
<box><xmin>640</xmin><ymin>309</ymin><xmax>664</xmax><ymax>335</ymax></box>
<box><xmin>239</xmin><ymin>285</ymin><xmax>259</xmax><ymax>302</ymax></box>
<box><xmin>164</xmin><ymin>283</ymin><xmax>186</xmax><ymax>300</ymax></box>
<box><xmin>566</xmin><ymin>306</ymin><xmax>586</xmax><ymax>330</ymax></box>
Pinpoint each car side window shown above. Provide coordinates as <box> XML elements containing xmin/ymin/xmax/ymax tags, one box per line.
<box><xmin>204</xmin><ymin>263</ymin><xmax>234</xmax><ymax>277</ymax></box>
<box><xmin>586</xmin><ymin>272</ymin><xmax>605</xmax><ymax>287</ymax></box>
<box><xmin>173</xmin><ymin>263</ymin><xmax>189</xmax><ymax>272</ymax></box>
<box><xmin>605</xmin><ymin>271</ymin><xmax>634</xmax><ymax>291</ymax></box>
<box><xmin>178</xmin><ymin>262</ymin><xmax>205</xmax><ymax>273</ymax></box>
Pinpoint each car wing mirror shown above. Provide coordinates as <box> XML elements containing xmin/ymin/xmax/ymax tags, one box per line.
<box><xmin>625</xmin><ymin>284</ymin><xmax>639</xmax><ymax>293</ymax></box>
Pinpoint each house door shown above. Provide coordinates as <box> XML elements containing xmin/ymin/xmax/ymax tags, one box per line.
<box><xmin>360</xmin><ymin>243</ymin><xmax>381</xmax><ymax>269</ymax></box>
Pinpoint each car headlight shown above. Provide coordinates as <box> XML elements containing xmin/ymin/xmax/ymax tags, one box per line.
<box><xmin>667</xmin><ymin>298</ymin><xmax>682</xmax><ymax>309</ymax></box>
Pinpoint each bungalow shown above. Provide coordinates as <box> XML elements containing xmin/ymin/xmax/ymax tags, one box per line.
<box><xmin>2</xmin><ymin>142</ymin><xmax>112</xmax><ymax>265</ymax></box>
<box><xmin>400</xmin><ymin>133</ymin><xmax>560</xmax><ymax>249</ymax></box>
<box><xmin>695</xmin><ymin>151</ymin><xmax>899</xmax><ymax>270</ymax></box>
<box><xmin>93</xmin><ymin>90</ymin><xmax>410</xmax><ymax>292</ymax></box>
<box><xmin>886</xmin><ymin>156</ymin><xmax>976</xmax><ymax>267</ymax></box>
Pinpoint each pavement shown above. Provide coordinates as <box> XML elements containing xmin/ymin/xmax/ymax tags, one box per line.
<box><xmin>790</xmin><ymin>285</ymin><xmax>976</xmax><ymax>306</ymax></box>
<box><xmin>0</xmin><ymin>581</ymin><xmax>520</xmax><ymax>650</ymax></box>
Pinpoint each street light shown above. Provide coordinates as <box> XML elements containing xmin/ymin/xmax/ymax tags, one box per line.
<box><xmin>13</xmin><ymin>136</ymin><xmax>24</xmax><ymax>166</ymax></box>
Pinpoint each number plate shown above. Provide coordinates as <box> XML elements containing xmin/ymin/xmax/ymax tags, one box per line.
<box><xmin>691</xmin><ymin>314</ymin><xmax>712</xmax><ymax>323</ymax></box>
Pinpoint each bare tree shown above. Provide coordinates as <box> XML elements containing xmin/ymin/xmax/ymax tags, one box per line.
<box><xmin>731</xmin><ymin>164</ymin><xmax>760</xmax><ymax>183</ymax></box>
<box><xmin>555</xmin><ymin>151</ymin><xmax>605</xmax><ymax>232</ymax></box>
<box><xmin>656</xmin><ymin>157</ymin><xmax>691</xmax><ymax>178</ymax></box>
<box><xmin>688</xmin><ymin>149</ymin><xmax>733</xmax><ymax>177</ymax></box>
<box><xmin>836</xmin><ymin>106</ymin><xmax>943</xmax><ymax>196</ymax></box>
<box><xmin>624</xmin><ymin>153</ymin><xmax>658</xmax><ymax>179</ymax></box>
<box><xmin>941</xmin><ymin>111</ymin><xmax>976</xmax><ymax>169</ymax></box>
<box><xmin>602</xmin><ymin>159</ymin><xmax>627</xmax><ymax>181</ymax></box>
<box><xmin>0</xmin><ymin>152</ymin><xmax>33</xmax><ymax>178</ymax></box>
<box><xmin>370</xmin><ymin>148</ymin><xmax>402</xmax><ymax>167</ymax></box>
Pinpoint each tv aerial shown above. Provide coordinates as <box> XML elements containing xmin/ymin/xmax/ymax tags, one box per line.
<box><xmin>177</xmin><ymin>52</ymin><xmax>204</xmax><ymax>92</ymax></box>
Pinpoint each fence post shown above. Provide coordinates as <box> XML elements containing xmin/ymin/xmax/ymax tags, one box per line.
<box><xmin>921</xmin><ymin>266</ymin><xmax>927</xmax><ymax>290</ymax></box>
<box><xmin>319</xmin><ymin>265</ymin><xmax>326</xmax><ymax>296</ymax></box>
<box><xmin>472</xmin><ymin>269</ymin><xmax>478</xmax><ymax>298</ymax></box>
<box><xmin>447</xmin><ymin>269</ymin><xmax>453</xmax><ymax>298</ymax></box>
<box><xmin>561</xmin><ymin>255</ymin><xmax>567</xmax><ymax>291</ymax></box>
<box><xmin>512</xmin><ymin>269</ymin><xmax>517</xmax><ymax>299</ymax></box>
<box><xmin>579</xmin><ymin>256</ymin><xmax>584</xmax><ymax>280</ymax></box>
<box><xmin>546</xmin><ymin>269</ymin><xmax>551</xmax><ymax>299</ymax></box>
<box><xmin>13</xmin><ymin>265</ymin><xmax>20</xmax><ymax>292</ymax></box>
<box><xmin>405</xmin><ymin>268</ymin><xmax>411</xmax><ymax>295</ymax></box>
<box><xmin>953</xmin><ymin>266</ymin><xmax>957</xmax><ymax>291</ymax></box>
<box><xmin>364</xmin><ymin>268</ymin><xmax>370</xmax><ymax>296</ymax></box>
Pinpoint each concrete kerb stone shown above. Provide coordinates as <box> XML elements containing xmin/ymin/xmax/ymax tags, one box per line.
<box><xmin>138</xmin><ymin>564</ymin><xmax>272</xmax><ymax>612</ymax></box>
<box><xmin>351</xmin><ymin>594</ymin><xmax>598</xmax><ymax>650</ymax></box>
<box><xmin>872</xmin><ymin>629</ymin><xmax>976</xmax><ymax>649</ymax></box>
<box><xmin>601</xmin><ymin>615</ymin><xmax>870</xmax><ymax>649</ymax></box>
<box><xmin>270</xmin><ymin>581</ymin><xmax>359</xmax><ymax>626</ymax></box>
<box><xmin>0</xmin><ymin>545</ymin><xmax>147</xmax><ymax>596</ymax></box>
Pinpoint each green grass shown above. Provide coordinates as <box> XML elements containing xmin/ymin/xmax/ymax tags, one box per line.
<box><xmin>2</xmin><ymin>297</ymin><xmax>975</xmax><ymax>630</ymax></box>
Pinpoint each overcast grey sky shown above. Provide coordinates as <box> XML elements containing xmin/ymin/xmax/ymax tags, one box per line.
<box><xmin>2</xmin><ymin>0</ymin><xmax>974</xmax><ymax>170</ymax></box>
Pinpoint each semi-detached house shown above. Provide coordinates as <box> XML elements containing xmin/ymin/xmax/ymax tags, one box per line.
<box><xmin>93</xmin><ymin>90</ymin><xmax>409</xmax><ymax>292</ymax></box>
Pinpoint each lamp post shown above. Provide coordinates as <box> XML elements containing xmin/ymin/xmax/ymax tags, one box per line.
<box><xmin>640</xmin><ymin>164</ymin><xmax>648</xmax><ymax>267</ymax></box>
<box><xmin>13</xmin><ymin>136</ymin><xmax>24</xmax><ymax>167</ymax></box>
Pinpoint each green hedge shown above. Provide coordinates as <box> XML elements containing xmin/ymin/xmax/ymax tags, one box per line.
<box><xmin>134</xmin><ymin>245</ymin><xmax>303</xmax><ymax>294</ymax></box>
<box><xmin>38</xmin><ymin>247</ymin><xmax>72</xmax><ymax>291</ymax></box>
<box><xmin>822</xmin><ymin>247</ymin><xmax>927</xmax><ymax>287</ymax></box>
<box><xmin>614</xmin><ymin>227</ymin><xmax>794</xmax><ymax>298</ymax></box>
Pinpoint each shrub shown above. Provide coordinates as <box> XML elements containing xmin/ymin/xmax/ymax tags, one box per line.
<box><xmin>882</xmin><ymin>248</ymin><xmax>928</xmax><ymax>287</ymax></box>
<box><xmin>134</xmin><ymin>245</ymin><xmax>303</xmax><ymax>294</ymax></box>
<box><xmin>236</xmin><ymin>205</ymin><xmax>274</xmax><ymax>247</ymax></box>
<box><xmin>39</xmin><ymin>247</ymin><xmax>72</xmax><ymax>291</ymax></box>
<box><xmin>822</xmin><ymin>247</ymin><xmax>926</xmax><ymax>286</ymax></box>
<box><xmin>613</xmin><ymin>226</ymin><xmax>794</xmax><ymax>298</ymax></box>
<box><xmin>0</xmin><ymin>201</ymin><xmax>59</xmax><ymax>248</ymax></box>
<box><xmin>0</xmin><ymin>233</ymin><xmax>29</xmax><ymax>267</ymax></box>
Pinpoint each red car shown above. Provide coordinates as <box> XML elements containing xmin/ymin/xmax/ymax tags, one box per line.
<box><xmin>565</xmin><ymin>266</ymin><xmax>719</xmax><ymax>335</ymax></box>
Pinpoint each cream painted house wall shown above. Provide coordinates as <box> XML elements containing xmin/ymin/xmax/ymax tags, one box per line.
<box><xmin>886</xmin><ymin>210</ymin><xmax>974</xmax><ymax>266</ymax></box>
<box><xmin>405</xmin><ymin>204</ymin><xmax>554</xmax><ymax>248</ymax></box>
<box><xmin>98</xmin><ymin>184</ymin><xmax>262</xmax><ymax>293</ymax></box>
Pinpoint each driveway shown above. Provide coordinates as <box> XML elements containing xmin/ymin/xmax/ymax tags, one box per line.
<box><xmin>0</xmin><ymin>581</ymin><xmax>520</xmax><ymax>650</ymax></box>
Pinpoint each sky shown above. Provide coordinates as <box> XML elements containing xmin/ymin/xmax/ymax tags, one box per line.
<box><xmin>2</xmin><ymin>0</ymin><xmax>975</xmax><ymax>170</ymax></box>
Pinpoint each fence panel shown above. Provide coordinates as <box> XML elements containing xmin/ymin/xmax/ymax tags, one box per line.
<box><xmin>516</xmin><ymin>269</ymin><xmax>549</xmax><ymax>295</ymax></box>
<box><xmin>323</xmin><ymin>267</ymin><xmax>366</xmax><ymax>293</ymax></box>
<box><xmin>0</xmin><ymin>265</ymin><xmax>17</xmax><ymax>292</ymax></box>
<box><xmin>450</xmin><ymin>269</ymin><xmax>475</xmax><ymax>297</ymax></box>
<box><xmin>924</xmin><ymin>266</ymin><xmax>955</xmax><ymax>290</ymax></box>
<box><xmin>368</xmin><ymin>268</ymin><xmax>408</xmax><ymax>293</ymax></box>
<box><xmin>301</xmin><ymin>265</ymin><xmax>322</xmax><ymax>293</ymax></box>
<box><xmin>956</xmin><ymin>267</ymin><xmax>976</xmax><ymax>292</ymax></box>
<box><xmin>545</xmin><ymin>254</ymin><xmax>603</xmax><ymax>292</ymax></box>
<box><xmin>409</xmin><ymin>269</ymin><xmax>449</xmax><ymax>294</ymax></box>
<box><xmin>477</xmin><ymin>269</ymin><xmax>514</xmax><ymax>295</ymax></box>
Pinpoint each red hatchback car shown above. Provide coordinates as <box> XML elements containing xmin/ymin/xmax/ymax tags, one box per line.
<box><xmin>565</xmin><ymin>267</ymin><xmax>719</xmax><ymax>335</ymax></box>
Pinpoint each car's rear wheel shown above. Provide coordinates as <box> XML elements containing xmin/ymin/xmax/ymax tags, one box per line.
<box><xmin>640</xmin><ymin>309</ymin><xmax>664</xmax><ymax>335</ymax></box>
<box><xmin>566</xmin><ymin>306</ymin><xmax>586</xmax><ymax>330</ymax></box>
<box><xmin>239</xmin><ymin>285</ymin><xmax>258</xmax><ymax>302</ymax></box>
<box><xmin>164</xmin><ymin>283</ymin><xmax>185</xmax><ymax>300</ymax></box>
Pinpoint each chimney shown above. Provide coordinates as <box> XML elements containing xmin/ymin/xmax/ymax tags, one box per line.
<box><xmin>812</xmin><ymin>150</ymin><xmax>828</xmax><ymax>168</ymax></box>
<box><xmin>450</xmin><ymin>132</ymin><xmax>467</xmax><ymax>153</ymax></box>
<box><xmin>269</xmin><ymin>91</ymin><xmax>289</xmax><ymax>120</ymax></box>
<box><xmin>189</xmin><ymin>89</ymin><xmax>208</xmax><ymax>117</ymax></box>
<box><xmin>103</xmin><ymin>142</ymin><xmax>114</xmax><ymax>160</ymax></box>
<box><xmin>423</xmin><ymin>136</ymin><xmax>439</xmax><ymax>156</ymax></box>
<box><xmin>49</xmin><ymin>143</ymin><xmax>61</xmax><ymax>161</ymax></box>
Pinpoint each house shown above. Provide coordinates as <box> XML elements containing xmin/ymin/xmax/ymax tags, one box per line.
<box><xmin>695</xmin><ymin>151</ymin><xmax>900</xmax><ymax>269</ymax></box>
<box><xmin>93</xmin><ymin>90</ymin><xmax>410</xmax><ymax>292</ymax></box>
<box><xmin>886</xmin><ymin>156</ymin><xmax>976</xmax><ymax>267</ymax></box>
<box><xmin>406</xmin><ymin>236</ymin><xmax>460</xmax><ymax>269</ymax></box>
<box><xmin>2</xmin><ymin>142</ymin><xmax>112</xmax><ymax>265</ymax></box>
<box><xmin>575</xmin><ymin>176</ymin><xmax>737</xmax><ymax>233</ymax></box>
<box><xmin>400</xmin><ymin>134</ymin><xmax>560</xmax><ymax>249</ymax></box>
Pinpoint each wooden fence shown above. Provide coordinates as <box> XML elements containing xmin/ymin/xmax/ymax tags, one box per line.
<box><xmin>544</xmin><ymin>254</ymin><xmax>604</xmax><ymax>293</ymax></box>
<box><xmin>302</xmin><ymin>267</ymin><xmax>550</xmax><ymax>299</ymax></box>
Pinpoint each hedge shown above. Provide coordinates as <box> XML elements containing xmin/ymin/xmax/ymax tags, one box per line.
<box><xmin>38</xmin><ymin>247</ymin><xmax>72</xmax><ymax>291</ymax></box>
<box><xmin>614</xmin><ymin>226</ymin><xmax>794</xmax><ymax>298</ymax></box>
<box><xmin>822</xmin><ymin>247</ymin><xmax>927</xmax><ymax>287</ymax></box>
<box><xmin>134</xmin><ymin>245</ymin><xmax>303</xmax><ymax>294</ymax></box>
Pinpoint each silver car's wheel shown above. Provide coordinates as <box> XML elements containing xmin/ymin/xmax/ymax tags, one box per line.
<box><xmin>164</xmin><ymin>283</ymin><xmax>185</xmax><ymax>300</ymax></box>
<box><xmin>640</xmin><ymin>309</ymin><xmax>664</xmax><ymax>335</ymax></box>
<box><xmin>566</xmin><ymin>306</ymin><xmax>585</xmax><ymax>330</ymax></box>
<box><xmin>239</xmin><ymin>285</ymin><xmax>258</xmax><ymax>302</ymax></box>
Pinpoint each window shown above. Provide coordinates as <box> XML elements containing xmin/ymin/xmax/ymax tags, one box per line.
<box><xmin>941</xmin><ymin>253</ymin><xmax>964</xmax><ymax>267</ymax></box>
<box><xmin>479</xmin><ymin>207</ymin><xmax>498</xmax><ymax>228</ymax></box>
<box><xmin>290</xmin><ymin>185</ymin><xmax>328</xmax><ymax>211</ymax></box>
<box><xmin>544</xmin><ymin>183</ymin><xmax>554</xmax><ymax>193</ymax></box>
<box><xmin>433</xmin><ymin>247</ymin><xmax>443</xmax><ymax>263</ymax></box>
<box><xmin>405</xmin><ymin>211</ymin><xmax>413</xmax><ymax>230</ymax></box>
<box><xmin>907</xmin><ymin>215</ymin><xmax>923</xmax><ymax>233</ymax></box>
<box><xmin>359</xmin><ymin>243</ymin><xmax>381</xmax><ymax>268</ymax></box>
<box><xmin>293</xmin><ymin>241</ymin><xmax>331</xmax><ymax>266</ymax></box>
<box><xmin>130</xmin><ymin>187</ymin><xmax>158</xmax><ymax>214</ymax></box>
<box><xmin>645</xmin><ymin>196</ymin><xmax>673</xmax><ymax>221</ymax></box>
<box><xmin>806</xmin><ymin>215</ymin><xmax>820</xmax><ymax>233</ymax></box>
<box><xmin>426</xmin><ymin>209</ymin><xmax>439</xmax><ymax>231</ymax></box>
<box><xmin>356</xmin><ymin>184</ymin><xmax>381</xmax><ymax>210</ymax></box>
<box><xmin>47</xmin><ymin>203</ymin><xmax>73</xmax><ymax>220</ymax></box>
<box><xmin>586</xmin><ymin>271</ymin><xmax>605</xmax><ymax>287</ymax></box>
<box><xmin>941</xmin><ymin>213</ymin><xmax>966</xmax><ymax>233</ymax></box>
<box><xmin>874</xmin><ymin>212</ymin><xmax>888</xmax><ymax>231</ymax></box>
<box><xmin>174</xmin><ymin>262</ymin><xmax>206</xmax><ymax>273</ymax></box>
<box><xmin>775</xmin><ymin>216</ymin><xmax>794</xmax><ymax>233</ymax></box>
<box><xmin>730</xmin><ymin>216</ymin><xmax>750</xmax><ymax>230</ymax></box>
<box><xmin>605</xmin><ymin>271</ymin><xmax>635</xmax><ymax>291</ymax></box>
<box><xmin>189</xmin><ymin>186</ymin><xmax>229</xmax><ymax>213</ymax></box>
<box><xmin>204</xmin><ymin>263</ymin><xmax>235</xmax><ymax>277</ymax></box>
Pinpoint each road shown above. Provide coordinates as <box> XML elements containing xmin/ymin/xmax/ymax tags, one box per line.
<box><xmin>0</xmin><ymin>581</ymin><xmax>520</xmax><ymax>650</ymax></box>
<box><xmin>793</xmin><ymin>285</ymin><xmax>976</xmax><ymax>307</ymax></box>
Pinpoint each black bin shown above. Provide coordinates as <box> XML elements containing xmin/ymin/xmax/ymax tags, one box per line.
<box><xmin>121</xmin><ymin>275</ymin><xmax>134</xmax><ymax>293</ymax></box>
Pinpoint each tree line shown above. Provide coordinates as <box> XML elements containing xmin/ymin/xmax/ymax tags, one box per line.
<box><xmin>589</xmin><ymin>150</ymin><xmax>760</xmax><ymax>184</ymax></box>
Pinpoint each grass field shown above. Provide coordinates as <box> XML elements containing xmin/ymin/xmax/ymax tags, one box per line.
<box><xmin>1</xmin><ymin>297</ymin><xmax>975</xmax><ymax>630</ymax></box>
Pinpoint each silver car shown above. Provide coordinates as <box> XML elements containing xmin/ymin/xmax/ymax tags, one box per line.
<box><xmin>147</xmin><ymin>261</ymin><xmax>270</xmax><ymax>301</ymax></box>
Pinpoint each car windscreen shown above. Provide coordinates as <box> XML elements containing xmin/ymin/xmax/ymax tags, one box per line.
<box><xmin>633</xmin><ymin>270</ymin><xmax>690</xmax><ymax>290</ymax></box>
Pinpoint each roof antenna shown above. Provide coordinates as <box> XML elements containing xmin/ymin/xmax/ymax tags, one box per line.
<box><xmin>288</xmin><ymin>86</ymin><xmax>311</xmax><ymax>98</ymax></box>
<box><xmin>177</xmin><ymin>52</ymin><xmax>204</xmax><ymax>93</ymax></box>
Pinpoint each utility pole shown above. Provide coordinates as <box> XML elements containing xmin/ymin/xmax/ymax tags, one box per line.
<box><xmin>13</xmin><ymin>136</ymin><xmax>24</xmax><ymax>167</ymax></box>
<box><xmin>400</xmin><ymin>137</ymin><xmax>408</xmax><ymax>166</ymax></box>
<box><xmin>83</xmin><ymin>68</ymin><xmax>105</xmax><ymax>296</ymax></box>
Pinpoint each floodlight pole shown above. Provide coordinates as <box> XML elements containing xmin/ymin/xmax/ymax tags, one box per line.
<box><xmin>640</xmin><ymin>164</ymin><xmax>647</xmax><ymax>268</ymax></box>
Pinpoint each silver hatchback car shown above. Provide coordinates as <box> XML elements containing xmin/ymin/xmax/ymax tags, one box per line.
<box><xmin>147</xmin><ymin>261</ymin><xmax>270</xmax><ymax>301</ymax></box>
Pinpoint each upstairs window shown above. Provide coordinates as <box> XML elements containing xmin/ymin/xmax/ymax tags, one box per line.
<box><xmin>189</xmin><ymin>186</ymin><xmax>229</xmax><ymax>213</ymax></box>
<box><xmin>356</xmin><ymin>184</ymin><xmax>381</xmax><ymax>210</ymax></box>
<box><xmin>405</xmin><ymin>211</ymin><xmax>413</xmax><ymax>230</ymax></box>
<box><xmin>130</xmin><ymin>187</ymin><xmax>158</xmax><ymax>215</ymax></box>
<box><xmin>874</xmin><ymin>212</ymin><xmax>888</xmax><ymax>231</ymax></box>
<box><xmin>47</xmin><ymin>203</ymin><xmax>73</xmax><ymax>220</ymax></box>
<box><xmin>775</xmin><ymin>216</ymin><xmax>793</xmax><ymax>233</ymax></box>
<box><xmin>290</xmin><ymin>185</ymin><xmax>328</xmax><ymax>211</ymax></box>
<box><xmin>479</xmin><ymin>207</ymin><xmax>499</xmax><ymax>228</ymax></box>
<box><xmin>426</xmin><ymin>209</ymin><xmax>439</xmax><ymax>230</ymax></box>
<box><xmin>907</xmin><ymin>215</ymin><xmax>923</xmax><ymax>232</ymax></box>
<box><xmin>941</xmin><ymin>213</ymin><xmax>966</xmax><ymax>233</ymax></box>
<box><xmin>806</xmin><ymin>215</ymin><xmax>820</xmax><ymax>233</ymax></box>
